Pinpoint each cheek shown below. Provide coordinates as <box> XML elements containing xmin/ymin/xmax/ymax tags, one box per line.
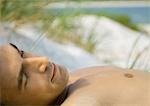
<box><xmin>23</xmin><ymin>78</ymin><xmax>59</xmax><ymax>104</ymax></box>
<box><xmin>27</xmin><ymin>76</ymin><xmax>51</xmax><ymax>92</ymax></box>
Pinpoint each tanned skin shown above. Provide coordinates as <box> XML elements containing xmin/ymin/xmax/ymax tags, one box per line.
<box><xmin>62</xmin><ymin>66</ymin><xmax>150</xmax><ymax>106</ymax></box>
<box><xmin>0</xmin><ymin>44</ymin><xmax>150</xmax><ymax>106</ymax></box>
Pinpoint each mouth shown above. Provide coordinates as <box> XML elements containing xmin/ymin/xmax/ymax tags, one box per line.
<box><xmin>48</xmin><ymin>63</ymin><xmax>68</xmax><ymax>84</ymax></box>
<box><xmin>50</xmin><ymin>63</ymin><xmax>57</xmax><ymax>82</ymax></box>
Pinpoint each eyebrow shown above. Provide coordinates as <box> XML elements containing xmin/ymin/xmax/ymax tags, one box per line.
<box><xmin>9</xmin><ymin>43</ymin><xmax>23</xmax><ymax>58</ymax></box>
<box><xmin>9</xmin><ymin>43</ymin><xmax>20</xmax><ymax>53</ymax></box>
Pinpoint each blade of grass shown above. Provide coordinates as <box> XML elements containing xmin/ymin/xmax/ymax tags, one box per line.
<box><xmin>129</xmin><ymin>45</ymin><xmax>150</xmax><ymax>69</ymax></box>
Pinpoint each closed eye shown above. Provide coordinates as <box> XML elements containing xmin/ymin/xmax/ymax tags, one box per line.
<box><xmin>9</xmin><ymin>43</ymin><xmax>27</xmax><ymax>89</ymax></box>
<box><xmin>22</xmin><ymin>71</ymin><xmax>28</xmax><ymax>88</ymax></box>
<box><xmin>18</xmin><ymin>69</ymin><xmax>28</xmax><ymax>90</ymax></box>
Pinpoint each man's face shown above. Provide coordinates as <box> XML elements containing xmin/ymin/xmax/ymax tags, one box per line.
<box><xmin>0</xmin><ymin>44</ymin><xmax>69</xmax><ymax>105</ymax></box>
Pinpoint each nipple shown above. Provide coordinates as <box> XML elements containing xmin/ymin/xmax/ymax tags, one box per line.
<box><xmin>124</xmin><ymin>73</ymin><xmax>134</xmax><ymax>78</ymax></box>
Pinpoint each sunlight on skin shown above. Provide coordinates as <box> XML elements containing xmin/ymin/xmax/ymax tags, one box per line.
<box><xmin>0</xmin><ymin>44</ymin><xmax>150</xmax><ymax>106</ymax></box>
<box><xmin>64</xmin><ymin>66</ymin><xmax>150</xmax><ymax>106</ymax></box>
<box><xmin>0</xmin><ymin>44</ymin><xmax>69</xmax><ymax>105</ymax></box>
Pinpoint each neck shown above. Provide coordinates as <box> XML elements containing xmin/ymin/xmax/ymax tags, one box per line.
<box><xmin>52</xmin><ymin>86</ymin><xmax>69</xmax><ymax>105</ymax></box>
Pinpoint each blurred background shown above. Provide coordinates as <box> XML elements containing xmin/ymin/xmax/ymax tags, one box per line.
<box><xmin>0</xmin><ymin>0</ymin><xmax>150</xmax><ymax>72</ymax></box>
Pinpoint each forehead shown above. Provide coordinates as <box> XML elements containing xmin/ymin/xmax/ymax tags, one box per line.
<box><xmin>0</xmin><ymin>44</ymin><xmax>22</xmax><ymax>87</ymax></box>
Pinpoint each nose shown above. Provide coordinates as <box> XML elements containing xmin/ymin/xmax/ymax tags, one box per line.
<box><xmin>23</xmin><ymin>57</ymin><xmax>49</xmax><ymax>73</ymax></box>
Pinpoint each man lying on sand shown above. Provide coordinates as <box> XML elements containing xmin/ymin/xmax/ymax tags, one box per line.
<box><xmin>0</xmin><ymin>44</ymin><xmax>149</xmax><ymax>106</ymax></box>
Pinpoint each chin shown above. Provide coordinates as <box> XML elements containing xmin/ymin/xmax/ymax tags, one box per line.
<box><xmin>58</xmin><ymin>65</ymin><xmax>69</xmax><ymax>84</ymax></box>
<box><xmin>52</xmin><ymin>64</ymin><xmax>69</xmax><ymax>87</ymax></box>
<box><xmin>49</xmin><ymin>65</ymin><xmax>69</xmax><ymax>102</ymax></box>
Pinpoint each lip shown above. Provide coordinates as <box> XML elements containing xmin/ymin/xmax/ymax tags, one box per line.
<box><xmin>50</xmin><ymin>63</ymin><xmax>57</xmax><ymax>82</ymax></box>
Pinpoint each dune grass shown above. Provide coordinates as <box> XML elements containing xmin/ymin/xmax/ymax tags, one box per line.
<box><xmin>0</xmin><ymin>0</ymin><xmax>140</xmax><ymax>53</ymax></box>
<box><xmin>0</xmin><ymin>0</ymin><xmax>149</xmax><ymax>71</ymax></box>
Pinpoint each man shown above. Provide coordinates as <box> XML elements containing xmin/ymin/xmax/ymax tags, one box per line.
<box><xmin>0</xmin><ymin>43</ymin><xmax>69</xmax><ymax>105</ymax></box>
<box><xmin>0</xmin><ymin>44</ymin><xmax>150</xmax><ymax>106</ymax></box>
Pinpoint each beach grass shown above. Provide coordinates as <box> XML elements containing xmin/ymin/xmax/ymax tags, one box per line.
<box><xmin>0</xmin><ymin>0</ymin><xmax>149</xmax><ymax>71</ymax></box>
